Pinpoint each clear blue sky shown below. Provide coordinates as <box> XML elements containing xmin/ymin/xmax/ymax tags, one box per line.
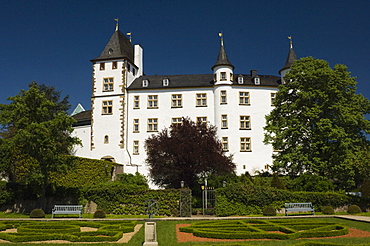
<box><xmin>1</xmin><ymin>0</ymin><xmax>369</xmax><ymax>113</ymax></box>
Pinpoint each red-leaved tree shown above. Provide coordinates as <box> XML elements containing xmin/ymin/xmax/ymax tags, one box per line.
<box><xmin>145</xmin><ymin>117</ymin><xmax>235</xmax><ymax>190</ymax></box>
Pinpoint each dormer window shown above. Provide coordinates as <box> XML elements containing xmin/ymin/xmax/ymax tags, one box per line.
<box><xmin>142</xmin><ymin>79</ymin><xmax>149</xmax><ymax>87</ymax></box>
<box><xmin>254</xmin><ymin>77</ymin><xmax>260</xmax><ymax>85</ymax></box>
<box><xmin>238</xmin><ymin>75</ymin><xmax>244</xmax><ymax>84</ymax></box>
<box><xmin>163</xmin><ymin>78</ymin><xmax>169</xmax><ymax>86</ymax></box>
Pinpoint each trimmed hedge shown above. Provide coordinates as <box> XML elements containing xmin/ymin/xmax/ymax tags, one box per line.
<box><xmin>180</xmin><ymin>219</ymin><xmax>348</xmax><ymax>240</ymax></box>
<box><xmin>215</xmin><ymin>184</ymin><xmax>351</xmax><ymax>216</ymax></box>
<box><xmin>0</xmin><ymin>220</ymin><xmax>136</xmax><ymax>243</ymax></box>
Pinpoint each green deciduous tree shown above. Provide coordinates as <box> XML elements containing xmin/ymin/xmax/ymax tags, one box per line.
<box><xmin>0</xmin><ymin>82</ymin><xmax>80</xmax><ymax>208</ymax></box>
<box><xmin>264</xmin><ymin>57</ymin><xmax>370</xmax><ymax>189</ymax></box>
<box><xmin>145</xmin><ymin>117</ymin><xmax>235</xmax><ymax>190</ymax></box>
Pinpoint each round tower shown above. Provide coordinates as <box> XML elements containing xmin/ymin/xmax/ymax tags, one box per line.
<box><xmin>212</xmin><ymin>33</ymin><xmax>234</xmax><ymax>85</ymax></box>
<box><xmin>279</xmin><ymin>36</ymin><xmax>297</xmax><ymax>84</ymax></box>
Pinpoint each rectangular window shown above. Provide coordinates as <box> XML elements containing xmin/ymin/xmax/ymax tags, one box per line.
<box><xmin>230</xmin><ymin>73</ymin><xmax>234</xmax><ymax>81</ymax></box>
<box><xmin>102</xmin><ymin>100</ymin><xmax>113</xmax><ymax>115</ymax></box>
<box><xmin>196</xmin><ymin>93</ymin><xmax>207</xmax><ymax>107</ymax></box>
<box><xmin>220</xmin><ymin>90</ymin><xmax>227</xmax><ymax>104</ymax></box>
<box><xmin>239</xmin><ymin>92</ymin><xmax>250</xmax><ymax>105</ymax></box>
<box><xmin>133</xmin><ymin>96</ymin><xmax>140</xmax><ymax>109</ymax></box>
<box><xmin>221</xmin><ymin>115</ymin><xmax>228</xmax><ymax>129</ymax></box>
<box><xmin>133</xmin><ymin>140</ymin><xmax>139</xmax><ymax>155</ymax></box>
<box><xmin>240</xmin><ymin>137</ymin><xmax>251</xmax><ymax>152</ymax></box>
<box><xmin>240</xmin><ymin>115</ymin><xmax>251</xmax><ymax>130</ymax></box>
<box><xmin>220</xmin><ymin>72</ymin><xmax>226</xmax><ymax>81</ymax></box>
<box><xmin>147</xmin><ymin>118</ymin><xmax>158</xmax><ymax>132</ymax></box>
<box><xmin>112</xmin><ymin>61</ymin><xmax>117</xmax><ymax>69</ymax></box>
<box><xmin>222</xmin><ymin>137</ymin><xmax>229</xmax><ymax>151</ymax></box>
<box><xmin>171</xmin><ymin>117</ymin><xmax>183</xmax><ymax>126</ymax></box>
<box><xmin>133</xmin><ymin>119</ymin><xmax>139</xmax><ymax>132</ymax></box>
<box><xmin>171</xmin><ymin>94</ymin><xmax>182</xmax><ymax>108</ymax></box>
<box><xmin>271</xmin><ymin>93</ymin><xmax>276</xmax><ymax>105</ymax></box>
<box><xmin>196</xmin><ymin>116</ymin><xmax>207</xmax><ymax>125</ymax></box>
<box><xmin>148</xmin><ymin>95</ymin><xmax>158</xmax><ymax>109</ymax></box>
<box><xmin>103</xmin><ymin>77</ymin><xmax>114</xmax><ymax>91</ymax></box>
<box><xmin>238</xmin><ymin>76</ymin><xmax>244</xmax><ymax>84</ymax></box>
<box><xmin>100</xmin><ymin>62</ymin><xmax>105</xmax><ymax>70</ymax></box>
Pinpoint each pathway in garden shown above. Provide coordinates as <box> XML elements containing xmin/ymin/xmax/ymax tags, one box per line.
<box><xmin>335</xmin><ymin>215</ymin><xmax>370</xmax><ymax>223</ymax></box>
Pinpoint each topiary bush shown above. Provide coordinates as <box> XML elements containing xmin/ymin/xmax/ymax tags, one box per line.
<box><xmin>321</xmin><ymin>206</ymin><xmax>335</xmax><ymax>215</ymax></box>
<box><xmin>30</xmin><ymin>209</ymin><xmax>45</xmax><ymax>218</ymax></box>
<box><xmin>263</xmin><ymin>206</ymin><xmax>276</xmax><ymax>216</ymax></box>
<box><xmin>93</xmin><ymin>209</ymin><xmax>106</xmax><ymax>218</ymax></box>
<box><xmin>347</xmin><ymin>204</ymin><xmax>362</xmax><ymax>214</ymax></box>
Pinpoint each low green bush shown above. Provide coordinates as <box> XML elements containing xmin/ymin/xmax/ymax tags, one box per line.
<box><xmin>93</xmin><ymin>209</ymin><xmax>106</xmax><ymax>218</ymax></box>
<box><xmin>262</xmin><ymin>206</ymin><xmax>276</xmax><ymax>216</ymax></box>
<box><xmin>29</xmin><ymin>209</ymin><xmax>45</xmax><ymax>218</ymax></box>
<box><xmin>347</xmin><ymin>204</ymin><xmax>362</xmax><ymax>214</ymax></box>
<box><xmin>321</xmin><ymin>206</ymin><xmax>335</xmax><ymax>214</ymax></box>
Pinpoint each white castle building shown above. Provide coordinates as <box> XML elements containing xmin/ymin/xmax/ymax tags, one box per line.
<box><xmin>72</xmin><ymin>24</ymin><xmax>297</xmax><ymax>178</ymax></box>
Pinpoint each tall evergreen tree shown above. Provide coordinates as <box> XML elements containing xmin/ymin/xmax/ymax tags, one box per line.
<box><xmin>0</xmin><ymin>83</ymin><xmax>80</xmax><ymax>208</ymax></box>
<box><xmin>145</xmin><ymin>117</ymin><xmax>235</xmax><ymax>190</ymax></box>
<box><xmin>264</xmin><ymin>57</ymin><xmax>370</xmax><ymax>189</ymax></box>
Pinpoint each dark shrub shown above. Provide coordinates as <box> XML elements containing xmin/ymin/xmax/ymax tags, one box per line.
<box><xmin>321</xmin><ymin>206</ymin><xmax>335</xmax><ymax>215</ymax></box>
<box><xmin>347</xmin><ymin>205</ymin><xmax>362</xmax><ymax>214</ymax></box>
<box><xmin>263</xmin><ymin>206</ymin><xmax>276</xmax><ymax>216</ymax></box>
<box><xmin>270</xmin><ymin>173</ymin><xmax>286</xmax><ymax>189</ymax></box>
<box><xmin>30</xmin><ymin>208</ymin><xmax>45</xmax><ymax>218</ymax></box>
<box><xmin>93</xmin><ymin>209</ymin><xmax>106</xmax><ymax>218</ymax></box>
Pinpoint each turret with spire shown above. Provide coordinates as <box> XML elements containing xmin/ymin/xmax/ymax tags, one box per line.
<box><xmin>279</xmin><ymin>36</ymin><xmax>297</xmax><ymax>84</ymax></box>
<box><xmin>212</xmin><ymin>32</ymin><xmax>234</xmax><ymax>85</ymax></box>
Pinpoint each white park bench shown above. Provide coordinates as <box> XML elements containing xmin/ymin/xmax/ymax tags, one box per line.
<box><xmin>284</xmin><ymin>202</ymin><xmax>315</xmax><ymax>216</ymax></box>
<box><xmin>52</xmin><ymin>205</ymin><xmax>83</xmax><ymax>218</ymax></box>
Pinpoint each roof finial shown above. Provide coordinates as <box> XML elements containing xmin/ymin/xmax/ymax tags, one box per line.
<box><xmin>126</xmin><ymin>32</ymin><xmax>132</xmax><ymax>42</ymax></box>
<box><xmin>219</xmin><ymin>32</ymin><xmax>224</xmax><ymax>46</ymax></box>
<box><xmin>288</xmin><ymin>36</ymin><xmax>293</xmax><ymax>49</ymax></box>
<box><xmin>114</xmin><ymin>18</ymin><xmax>119</xmax><ymax>31</ymax></box>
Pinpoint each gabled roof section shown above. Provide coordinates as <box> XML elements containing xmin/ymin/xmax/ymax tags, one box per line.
<box><xmin>91</xmin><ymin>28</ymin><xmax>134</xmax><ymax>63</ymax></box>
<box><xmin>212</xmin><ymin>42</ymin><xmax>234</xmax><ymax>70</ymax></box>
<box><xmin>72</xmin><ymin>110</ymin><xmax>91</xmax><ymax>127</ymax></box>
<box><xmin>279</xmin><ymin>38</ymin><xmax>297</xmax><ymax>74</ymax></box>
<box><xmin>128</xmin><ymin>74</ymin><xmax>280</xmax><ymax>90</ymax></box>
<box><xmin>71</xmin><ymin>103</ymin><xmax>85</xmax><ymax>116</ymax></box>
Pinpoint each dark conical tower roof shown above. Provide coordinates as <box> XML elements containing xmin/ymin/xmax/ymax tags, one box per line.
<box><xmin>91</xmin><ymin>26</ymin><xmax>134</xmax><ymax>63</ymax></box>
<box><xmin>279</xmin><ymin>38</ymin><xmax>297</xmax><ymax>74</ymax></box>
<box><xmin>212</xmin><ymin>38</ymin><xmax>234</xmax><ymax>70</ymax></box>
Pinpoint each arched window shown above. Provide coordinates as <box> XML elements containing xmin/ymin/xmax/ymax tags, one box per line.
<box><xmin>104</xmin><ymin>135</ymin><xmax>109</xmax><ymax>144</ymax></box>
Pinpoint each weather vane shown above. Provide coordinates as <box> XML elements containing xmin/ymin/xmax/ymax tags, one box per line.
<box><xmin>126</xmin><ymin>32</ymin><xmax>132</xmax><ymax>42</ymax></box>
<box><xmin>219</xmin><ymin>31</ymin><xmax>224</xmax><ymax>46</ymax></box>
<box><xmin>288</xmin><ymin>36</ymin><xmax>293</xmax><ymax>49</ymax></box>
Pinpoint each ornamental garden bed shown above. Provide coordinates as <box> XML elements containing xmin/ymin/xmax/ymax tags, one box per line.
<box><xmin>0</xmin><ymin>220</ymin><xmax>137</xmax><ymax>243</ymax></box>
<box><xmin>178</xmin><ymin>219</ymin><xmax>370</xmax><ymax>242</ymax></box>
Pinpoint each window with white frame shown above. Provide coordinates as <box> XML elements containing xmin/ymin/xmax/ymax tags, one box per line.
<box><xmin>171</xmin><ymin>117</ymin><xmax>183</xmax><ymax>126</ymax></box>
<box><xmin>240</xmin><ymin>115</ymin><xmax>251</xmax><ymax>130</ymax></box>
<box><xmin>102</xmin><ymin>100</ymin><xmax>113</xmax><ymax>115</ymax></box>
<box><xmin>163</xmin><ymin>78</ymin><xmax>169</xmax><ymax>86</ymax></box>
<box><xmin>271</xmin><ymin>93</ymin><xmax>276</xmax><ymax>105</ymax></box>
<box><xmin>196</xmin><ymin>116</ymin><xmax>207</xmax><ymax>125</ymax></box>
<box><xmin>239</xmin><ymin>91</ymin><xmax>250</xmax><ymax>105</ymax></box>
<box><xmin>196</xmin><ymin>93</ymin><xmax>207</xmax><ymax>107</ymax></box>
<box><xmin>171</xmin><ymin>94</ymin><xmax>182</xmax><ymax>108</ymax></box>
<box><xmin>147</xmin><ymin>118</ymin><xmax>158</xmax><ymax>132</ymax></box>
<box><xmin>133</xmin><ymin>95</ymin><xmax>140</xmax><ymax>109</ymax></box>
<box><xmin>240</xmin><ymin>137</ymin><xmax>251</xmax><ymax>152</ymax></box>
<box><xmin>142</xmin><ymin>79</ymin><xmax>148</xmax><ymax>87</ymax></box>
<box><xmin>133</xmin><ymin>140</ymin><xmax>139</xmax><ymax>155</ymax></box>
<box><xmin>220</xmin><ymin>72</ymin><xmax>226</xmax><ymax>81</ymax></box>
<box><xmin>238</xmin><ymin>75</ymin><xmax>244</xmax><ymax>84</ymax></box>
<box><xmin>133</xmin><ymin>119</ymin><xmax>139</xmax><ymax>132</ymax></box>
<box><xmin>220</xmin><ymin>90</ymin><xmax>227</xmax><ymax>104</ymax></box>
<box><xmin>222</xmin><ymin>137</ymin><xmax>229</xmax><ymax>151</ymax></box>
<box><xmin>148</xmin><ymin>95</ymin><xmax>158</xmax><ymax>108</ymax></box>
<box><xmin>221</xmin><ymin>115</ymin><xmax>228</xmax><ymax>129</ymax></box>
<box><xmin>103</xmin><ymin>77</ymin><xmax>114</xmax><ymax>92</ymax></box>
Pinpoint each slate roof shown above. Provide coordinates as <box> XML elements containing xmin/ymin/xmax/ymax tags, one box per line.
<box><xmin>128</xmin><ymin>74</ymin><xmax>280</xmax><ymax>90</ymax></box>
<box><xmin>91</xmin><ymin>29</ymin><xmax>134</xmax><ymax>64</ymax></box>
<box><xmin>212</xmin><ymin>44</ymin><xmax>234</xmax><ymax>70</ymax></box>
<box><xmin>72</xmin><ymin>110</ymin><xmax>91</xmax><ymax>126</ymax></box>
<box><xmin>279</xmin><ymin>44</ymin><xmax>297</xmax><ymax>74</ymax></box>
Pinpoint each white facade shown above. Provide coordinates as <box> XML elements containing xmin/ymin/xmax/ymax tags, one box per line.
<box><xmin>72</xmin><ymin>27</ymin><xmax>293</xmax><ymax>178</ymax></box>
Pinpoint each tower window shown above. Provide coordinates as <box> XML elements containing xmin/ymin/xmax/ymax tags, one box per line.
<box><xmin>133</xmin><ymin>141</ymin><xmax>139</xmax><ymax>155</ymax></box>
<box><xmin>102</xmin><ymin>100</ymin><xmax>113</xmax><ymax>115</ymax></box>
<box><xmin>230</xmin><ymin>73</ymin><xmax>234</xmax><ymax>81</ymax></box>
<box><xmin>104</xmin><ymin>135</ymin><xmax>109</xmax><ymax>144</ymax></box>
<box><xmin>133</xmin><ymin>119</ymin><xmax>139</xmax><ymax>132</ymax></box>
<box><xmin>103</xmin><ymin>78</ymin><xmax>114</xmax><ymax>92</ymax></box>
<box><xmin>220</xmin><ymin>90</ymin><xmax>227</xmax><ymax>104</ymax></box>
<box><xmin>112</xmin><ymin>61</ymin><xmax>117</xmax><ymax>69</ymax></box>
<box><xmin>222</xmin><ymin>137</ymin><xmax>229</xmax><ymax>151</ymax></box>
<box><xmin>220</xmin><ymin>72</ymin><xmax>226</xmax><ymax>81</ymax></box>
<box><xmin>100</xmin><ymin>63</ymin><xmax>105</xmax><ymax>70</ymax></box>
<box><xmin>221</xmin><ymin>115</ymin><xmax>228</xmax><ymax>129</ymax></box>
